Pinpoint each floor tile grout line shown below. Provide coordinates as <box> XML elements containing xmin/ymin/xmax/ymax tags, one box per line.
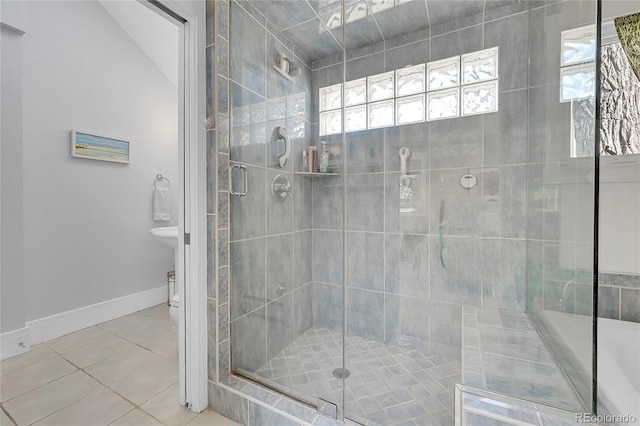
<box><xmin>1</xmin><ymin>304</ymin><xmax>184</xmax><ymax>426</ymax></box>
<box><xmin>0</xmin><ymin>365</ymin><xmax>78</xmax><ymax>406</ymax></box>
<box><xmin>0</xmin><ymin>403</ymin><xmax>18</xmax><ymax>426</ymax></box>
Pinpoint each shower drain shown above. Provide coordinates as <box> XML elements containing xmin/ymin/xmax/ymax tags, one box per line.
<box><xmin>332</xmin><ymin>368</ymin><xmax>351</xmax><ymax>379</ymax></box>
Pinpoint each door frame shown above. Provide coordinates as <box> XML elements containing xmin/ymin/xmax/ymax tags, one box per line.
<box><xmin>146</xmin><ymin>0</ymin><xmax>207</xmax><ymax>412</ymax></box>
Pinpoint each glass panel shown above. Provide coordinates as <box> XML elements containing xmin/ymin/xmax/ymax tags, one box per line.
<box><xmin>561</xmin><ymin>24</ymin><xmax>597</xmax><ymax>66</ymax></box>
<box><xmin>396</xmin><ymin>94</ymin><xmax>425</xmax><ymax>125</ymax></box>
<box><xmin>462</xmin><ymin>81</ymin><xmax>498</xmax><ymax>116</ymax></box>
<box><xmin>427</xmin><ymin>56</ymin><xmax>459</xmax><ymax>91</ymax></box>
<box><xmin>461</xmin><ymin>47</ymin><xmax>498</xmax><ymax>84</ymax></box>
<box><xmin>368</xmin><ymin>99</ymin><xmax>395</xmax><ymax>128</ymax></box>
<box><xmin>427</xmin><ymin>88</ymin><xmax>459</xmax><ymax>120</ymax></box>
<box><xmin>396</xmin><ymin>64</ymin><xmax>425</xmax><ymax>97</ymax></box>
<box><xmin>319</xmin><ymin>83</ymin><xmax>342</xmax><ymax>111</ymax></box>
<box><xmin>560</xmin><ymin>63</ymin><xmax>596</xmax><ymax>102</ymax></box>
<box><xmin>344</xmin><ymin>78</ymin><xmax>367</xmax><ymax>106</ymax></box>
<box><xmin>229</xmin><ymin>1</ymin><xmax>345</xmax><ymax>421</ymax></box>
<box><xmin>368</xmin><ymin>71</ymin><xmax>394</xmax><ymax>102</ymax></box>
<box><xmin>345</xmin><ymin>105</ymin><xmax>367</xmax><ymax>132</ymax></box>
<box><xmin>320</xmin><ymin>110</ymin><xmax>342</xmax><ymax>135</ymax></box>
<box><xmin>526</xmin><ymin>1</ymin><xmax>596</xmax><ymax>415</ymax></box>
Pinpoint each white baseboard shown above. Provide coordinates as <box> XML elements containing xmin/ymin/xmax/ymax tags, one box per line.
<box><xmin>27</xmin><ymin>286</ymin><xmax>167</xmax><ymax>345</ymax></box>
<box><xmin>0</xmin><ymin>327</ymin><xmax>31</xmax><ymax>361</ymax></box>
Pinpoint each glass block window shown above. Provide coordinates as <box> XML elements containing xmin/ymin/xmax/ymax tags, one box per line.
<box><xmin>368</xmin><ymin>100</ymin><xmax>395</xmax><ymax>129</ymax></box>
<box><xmin>368</xmin><ymin>72</ymin><xmax>395</xmax><ymax>102</ymax></box>
<box><xmin>396</xmin><ymin>64</ymin><xmax>425</xmax><ymax>97</ymax></box>
<box><xmin>320</xmin><ymin>110</ymin><xmax>342</xmax><ymax>135</ymax></box>
<box><xmin>462</xmin><ymin>47</ymin><xmax>499</xmax><ymax>84</ymax></box>
<box><xmin>462</xmin><ymin>81</ymin><xmax>498</xmax><ymax>116</ymax></box>
<box><xmin>427</xmin><ymin>88</ymin><xmax>459</xmax><ymax>121</ymax></box>
<box><xmin>560</xmin><ymin>25</ymin><xmax>596</xmax><ymax>103</ymax></box>
<box><xmin>319</xmin><ymin>83</ymin><xmax>342</xmax><ymax>111</ymax></box>
<box><xmin>345</xmin><ymin>78</ymin><xmax>367</xmax><ymax>107</ymax></box>
<box><xmin>345</xmin><ymin>105</ymin><xmax>367</xmax><ymax>132</ymax></box>
<box><xmin>396</xmin><ymin>94</ymin><xmax>425</xmax><ymax>125</ymax></box>
<box><xmin>318</xmin><ymin>47</ymin><xmax>499</xmax><ymax>135</ymax></box>
<box><xmin>427</xmin><ymin>57</ymin><xmax>459</xmax><ymax>91</ymax></box>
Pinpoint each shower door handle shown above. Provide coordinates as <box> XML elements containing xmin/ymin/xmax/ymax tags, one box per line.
<box><xmin>230</xmin><ymin>164</ymin><xmax>248</xmax><ymax>197</ymax></box>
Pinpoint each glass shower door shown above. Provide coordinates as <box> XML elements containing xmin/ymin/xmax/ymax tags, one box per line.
<box><xmin>228</xmin><ymin>0</ymin><xmax>346</xmax><ymax>417</ymax></box>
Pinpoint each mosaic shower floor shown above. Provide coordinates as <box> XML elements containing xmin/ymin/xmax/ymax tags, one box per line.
<box><xmin>253</xmin><ymin>328</ymin><xmax>460</xmax><ymax>425</ymax></box>
<box><xmin>250</xmin><ymin>307</ymin><xmax>584</xmax><ymax>425</ymax></box>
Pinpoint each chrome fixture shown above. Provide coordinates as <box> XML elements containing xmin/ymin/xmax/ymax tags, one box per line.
<box><xmin>230</xmin><ymin>163</ymin><xmax>248</xmax><ymax>197</ymax></box>
<box><xmin>271</xmin><ymin>174</ymin><xmax>293</xmax><ymax>202</ymax></box>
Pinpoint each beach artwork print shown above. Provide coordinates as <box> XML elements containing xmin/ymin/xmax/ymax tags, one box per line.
<box><xmin>71</xmin><ymin>130</ymin><xmax>130</xmax><ymax>164</ymax></box>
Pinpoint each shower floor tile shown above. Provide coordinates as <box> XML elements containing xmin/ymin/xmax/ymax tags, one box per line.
<box><xmin>253</xmin><ymin>328</ymin><xmax>460</xmax><ymax>426</ymax></box>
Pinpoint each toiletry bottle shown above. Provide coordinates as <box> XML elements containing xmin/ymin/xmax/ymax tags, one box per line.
<box><xmin>319</xmin><ymin>141</ymin><xmax>329</xmax><ymax>173</ymax></box>
<box><xmin>302</xmin><ymin>149</ymin><xmax>308</xmax><ymax>172</ymax></box>
<box><xmin>307</xmin><ymin>146</ymin><xmax>317</xmax><ymax>173</ymax></box>
<box><xmin>311</xmin><ymin>146</ymin><xmax>318</xmax><ymax>172</ymax></box>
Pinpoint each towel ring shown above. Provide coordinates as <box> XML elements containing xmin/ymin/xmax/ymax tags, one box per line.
<box><xmin>155</xmin><ymin>174</ymin><xmax>170</xmax><ymax>188</ymax></box>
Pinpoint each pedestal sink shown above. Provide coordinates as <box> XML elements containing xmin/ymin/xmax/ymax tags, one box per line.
<box><xmin>150</xmin><ymin>226</ymin><xmax>179</xmax><ymax>249</ymax></box>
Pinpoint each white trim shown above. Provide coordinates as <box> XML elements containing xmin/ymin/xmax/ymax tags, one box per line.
<box><xmin>0</xmin><ymin>327</ymin><xmax>31</xmax><ymax>361</ymax></box>
<box><xmin>601</xmin><ymin>19</ymin><xmax>620</xmax><ymax>46</ymax></box>
<box><xmin>26</xmin><ymin>286</ymin><xmax>167</xmax><ymax>345</ymax></box>
<box><xmin>155</xmin><ymin>0</ymin><xmax>207</xmax><ymax>413</ymax></box>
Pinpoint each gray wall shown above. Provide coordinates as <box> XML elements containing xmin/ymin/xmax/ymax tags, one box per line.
<box><xmin>1</xmin><ymin>2</ymin><xmax>26</xmax><ymax>334</ymax></box>
<box><xmin>226</xmin><ymin>1</ymin><xmax>315</xmax><ymax>373</ymax></box>
<box><xmin>20</xmin><ymin>1</ymin><xmax>177</xmax><ymax>322</ymax></box>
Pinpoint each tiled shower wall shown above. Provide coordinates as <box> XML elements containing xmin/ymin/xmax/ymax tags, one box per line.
<box><xmin>599</xmin><ymin>273</ymin><xmax>640</xmax><ymax>323</ymax></box>
<box><xmin>309</xmin><ymin>2</ymin><xmax>541</xmax><ymax>360</ymax></box>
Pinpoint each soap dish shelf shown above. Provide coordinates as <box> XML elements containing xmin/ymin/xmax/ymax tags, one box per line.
<box><xmin>295</xmin><ymin>172</ymin><xmax>340</xmax><ymax>177</ymax></box>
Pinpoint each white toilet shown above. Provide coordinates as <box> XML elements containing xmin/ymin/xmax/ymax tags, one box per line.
<box><xmin>169</xmin><ymin>294</ymin><xmax>179</xmax><ymax>324</ymax></box>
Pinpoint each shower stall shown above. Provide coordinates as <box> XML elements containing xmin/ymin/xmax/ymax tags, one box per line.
<box><xmin>213</xmin><ymin>0</ymin><xmax>600</xmax><ymax>424</ymax></box>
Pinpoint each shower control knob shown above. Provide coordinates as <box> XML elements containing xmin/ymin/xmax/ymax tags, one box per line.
<box><xmin>271</xmin><ymin>174</ymin><xmax>293</xmax><ymax>202</ymax></box>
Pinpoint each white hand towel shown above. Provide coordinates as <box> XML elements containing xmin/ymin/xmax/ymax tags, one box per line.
<box><xmin>153</xmin><ymin>184</ymin><xmax>171</xmax><ymax>221</ymax></box>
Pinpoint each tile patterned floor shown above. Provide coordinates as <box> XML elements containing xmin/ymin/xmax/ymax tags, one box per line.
<box><xmin>0</xmin><ymin>304</ymin><xmax>240</xmax><ymax>426</ymax></box>
<box><xmin>253</xmin><ymin>328</ymin><xmax>461</xmax><ymax>426</ymax></box>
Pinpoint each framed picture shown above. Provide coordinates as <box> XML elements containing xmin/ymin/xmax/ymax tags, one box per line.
<box><xmin>71</xmin><ymin>130</ymin><xmax>130</xmax><ymax>164</ymax></box>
